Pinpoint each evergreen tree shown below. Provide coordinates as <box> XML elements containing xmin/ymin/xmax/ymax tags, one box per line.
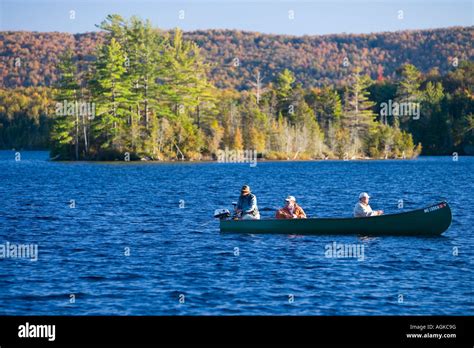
<box><xmin>396</xmin><ymin>64</ymin><xmax>422</xmax><ymax>102</ymax></box>
<box><xmin>342</xmin><ymin>68</ymin><xmax>377</xmax><ymax>156</ymax></box>
<box><xmin>51</xmin><ymin>49</ymin><xmax>79</xmax><ymax>159</ymax></box>
<box><xmin>274</xmin><ymin>69</ymin><xmax>296</xmax><ymax>121</ymax></box>
<box><xmin>89</xmin><ymin>38</ymin><xmax>129</xmax><ymax>156</ymax></box>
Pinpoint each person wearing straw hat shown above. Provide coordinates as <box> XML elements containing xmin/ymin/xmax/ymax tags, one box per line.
<box><xmin>354</xmin><ymin>192</ymin><xmax>384</xmax><ymax>217</ymax></box>
<box><xmin>235</xmin><ymin>185</ymin><xmax>260</xmax><ymax>220</ymax></box>
<box><xmin>275</xmin><ymin>196</ymin><xmax>307</xmax><ymax>219</ymax></box>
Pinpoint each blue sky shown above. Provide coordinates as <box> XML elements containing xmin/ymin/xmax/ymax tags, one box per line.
<box><xmin>0</xmin><ymin>0</ymin><xmax>472</xmax><ymax>35</ymax></box>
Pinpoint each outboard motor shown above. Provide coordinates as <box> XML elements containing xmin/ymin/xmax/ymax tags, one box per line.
<box><xmin>214</xmin><ymin>208</ymin><xmax>231</xmax><ymax>220</ymax></box>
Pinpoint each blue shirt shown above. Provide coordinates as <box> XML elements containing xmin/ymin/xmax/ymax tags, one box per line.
<box><xmin>237</xmin><ymin>193</ymin><xmax>259</xmax><ymax>216</ymax></box>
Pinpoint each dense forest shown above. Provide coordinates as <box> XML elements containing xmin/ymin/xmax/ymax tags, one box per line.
<box><xmin>0</xmin><ymin>16</ymin><xmax>472</xmax><ymax>159</ymax></box>
<box><xmin>1</xmin><ymin>26</ymin><xmax>472</xmax><ymax>89</ymax></box>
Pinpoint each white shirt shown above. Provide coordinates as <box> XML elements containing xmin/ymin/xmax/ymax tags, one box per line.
<box><xmin>353</xmin><ymin>202</ymin><xmax>376</xmax><ymax>217</ymax></box>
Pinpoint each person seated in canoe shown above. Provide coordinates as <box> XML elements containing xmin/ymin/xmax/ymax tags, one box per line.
<box><xmin>235</xmin><ymin>185</ymin><xmax>260</xmax><ymax>220</ymax></box>
<box><xmin>354</xmin><ymin>192</ymin><xmax>384</xmax><ymax>217</ymax></box>
<box><xmin>275</xmin><ymin>196</ymin><xmax>307</xmax><ymax>219</ymax></box>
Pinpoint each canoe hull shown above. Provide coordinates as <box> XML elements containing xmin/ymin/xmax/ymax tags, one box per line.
<box><xmin>220</xmin><ymin>202</ymin><xmax>452</xmax><ymax>236</ymax></box>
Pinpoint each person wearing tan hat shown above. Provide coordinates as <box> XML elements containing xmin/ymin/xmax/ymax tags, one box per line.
<box><xmin>354</xmin><ymin>192</ymin><xmax>384</xmax><ymax>217</ymax></box>
<box><xmin>275</xmin><ymin>196</ymin><xmax>307</xmax><ymax>219</ymax></box>
<box><xmin>235</xmin><ymin>185</ymin><xmax>260</xmax><ymax>220</ymax></box>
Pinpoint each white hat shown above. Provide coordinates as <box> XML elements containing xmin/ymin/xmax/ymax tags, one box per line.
<box><xmin>285</xmin><ymin>195</ymin><xmax>296</xmax><ymax>202</ymax></box>
<box><xmin>359</xmin><ymin>192</ymin><xmax>370</xmax><ymax>199</ymax></box>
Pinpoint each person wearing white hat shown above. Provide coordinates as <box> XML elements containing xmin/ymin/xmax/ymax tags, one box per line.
<box><xmin>354</xmin><ymin>192</ymin><xmax>384</xmax><ymax>217</ymax></box>
<box><xmin>276</xmin><ymin>195</ymin><xmax>307</xmax><ymax>219</ymax></box>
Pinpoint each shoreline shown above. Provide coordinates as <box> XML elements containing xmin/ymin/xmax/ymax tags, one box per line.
<box><xmin>3</xmin><ymin>150</ymin><xmax>472</xmax><ymax>163</ymax></box>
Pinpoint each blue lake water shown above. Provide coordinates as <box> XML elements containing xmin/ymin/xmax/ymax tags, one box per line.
<box><xmin>0</xmin><ymin>150</ymin><xmax>472</xmax><ymax>315</ymax></box>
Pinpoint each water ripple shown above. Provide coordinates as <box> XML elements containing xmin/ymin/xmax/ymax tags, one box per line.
<box><xmin>0</xmin><ymin>151</ymin><xmax>472</xmax><ymax>315</ymax></box>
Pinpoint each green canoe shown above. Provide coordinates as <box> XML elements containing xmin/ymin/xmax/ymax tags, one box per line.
<box><xmin>219</xmin><ymin>201</ymin><xmax>452</xmax><ymax>236</ymax></box>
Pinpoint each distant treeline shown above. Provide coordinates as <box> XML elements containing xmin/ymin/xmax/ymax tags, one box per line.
<box><xmin>0</xmin><ymin>15</ymin><xmax>472</xmax><ymax>159</ymax></box>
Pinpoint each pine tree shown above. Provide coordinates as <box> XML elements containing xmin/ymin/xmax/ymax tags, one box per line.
<box><xmin>51</xmin><ymin>49</ymin><xmax>79</xmax><ymax>159</ymax></box>
<box><xmin>309</xmin><ymin>87</ymin><xmax>342</xmax><ymax>132</ymax></box>
<box><xmin>396</xmin><ymin>64</ymin><xmax>422</xmax><ymax>102</ymax></box>
<box><xmin>89</xmin><ymin>38</ymin><xmax>129</xmax><ymax>156</ymax></box>
<box><xmin>163</xmin><ymin>28</ymin><xmax>215</xmax><ymax>119</ymax></box>
<box><xmin>275</xmin><ymin>69</ymin><xmax>296</xmax><ymax>121</ymax></box>
<box><xmin>342</xmin><ymin>68</ymin><xmax>377</xmax><ymax>156</ymax></box>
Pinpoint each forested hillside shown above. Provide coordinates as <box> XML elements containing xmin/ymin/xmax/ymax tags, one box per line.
<box><xmin>1</xmin><ymin>26</ymin><xmax>472</xmax><ymax>90</ymax></box>
<box><xmin>0</xmin><ymin>16</ymin><xmax>472</xmax><ymax>159</ymax></box>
